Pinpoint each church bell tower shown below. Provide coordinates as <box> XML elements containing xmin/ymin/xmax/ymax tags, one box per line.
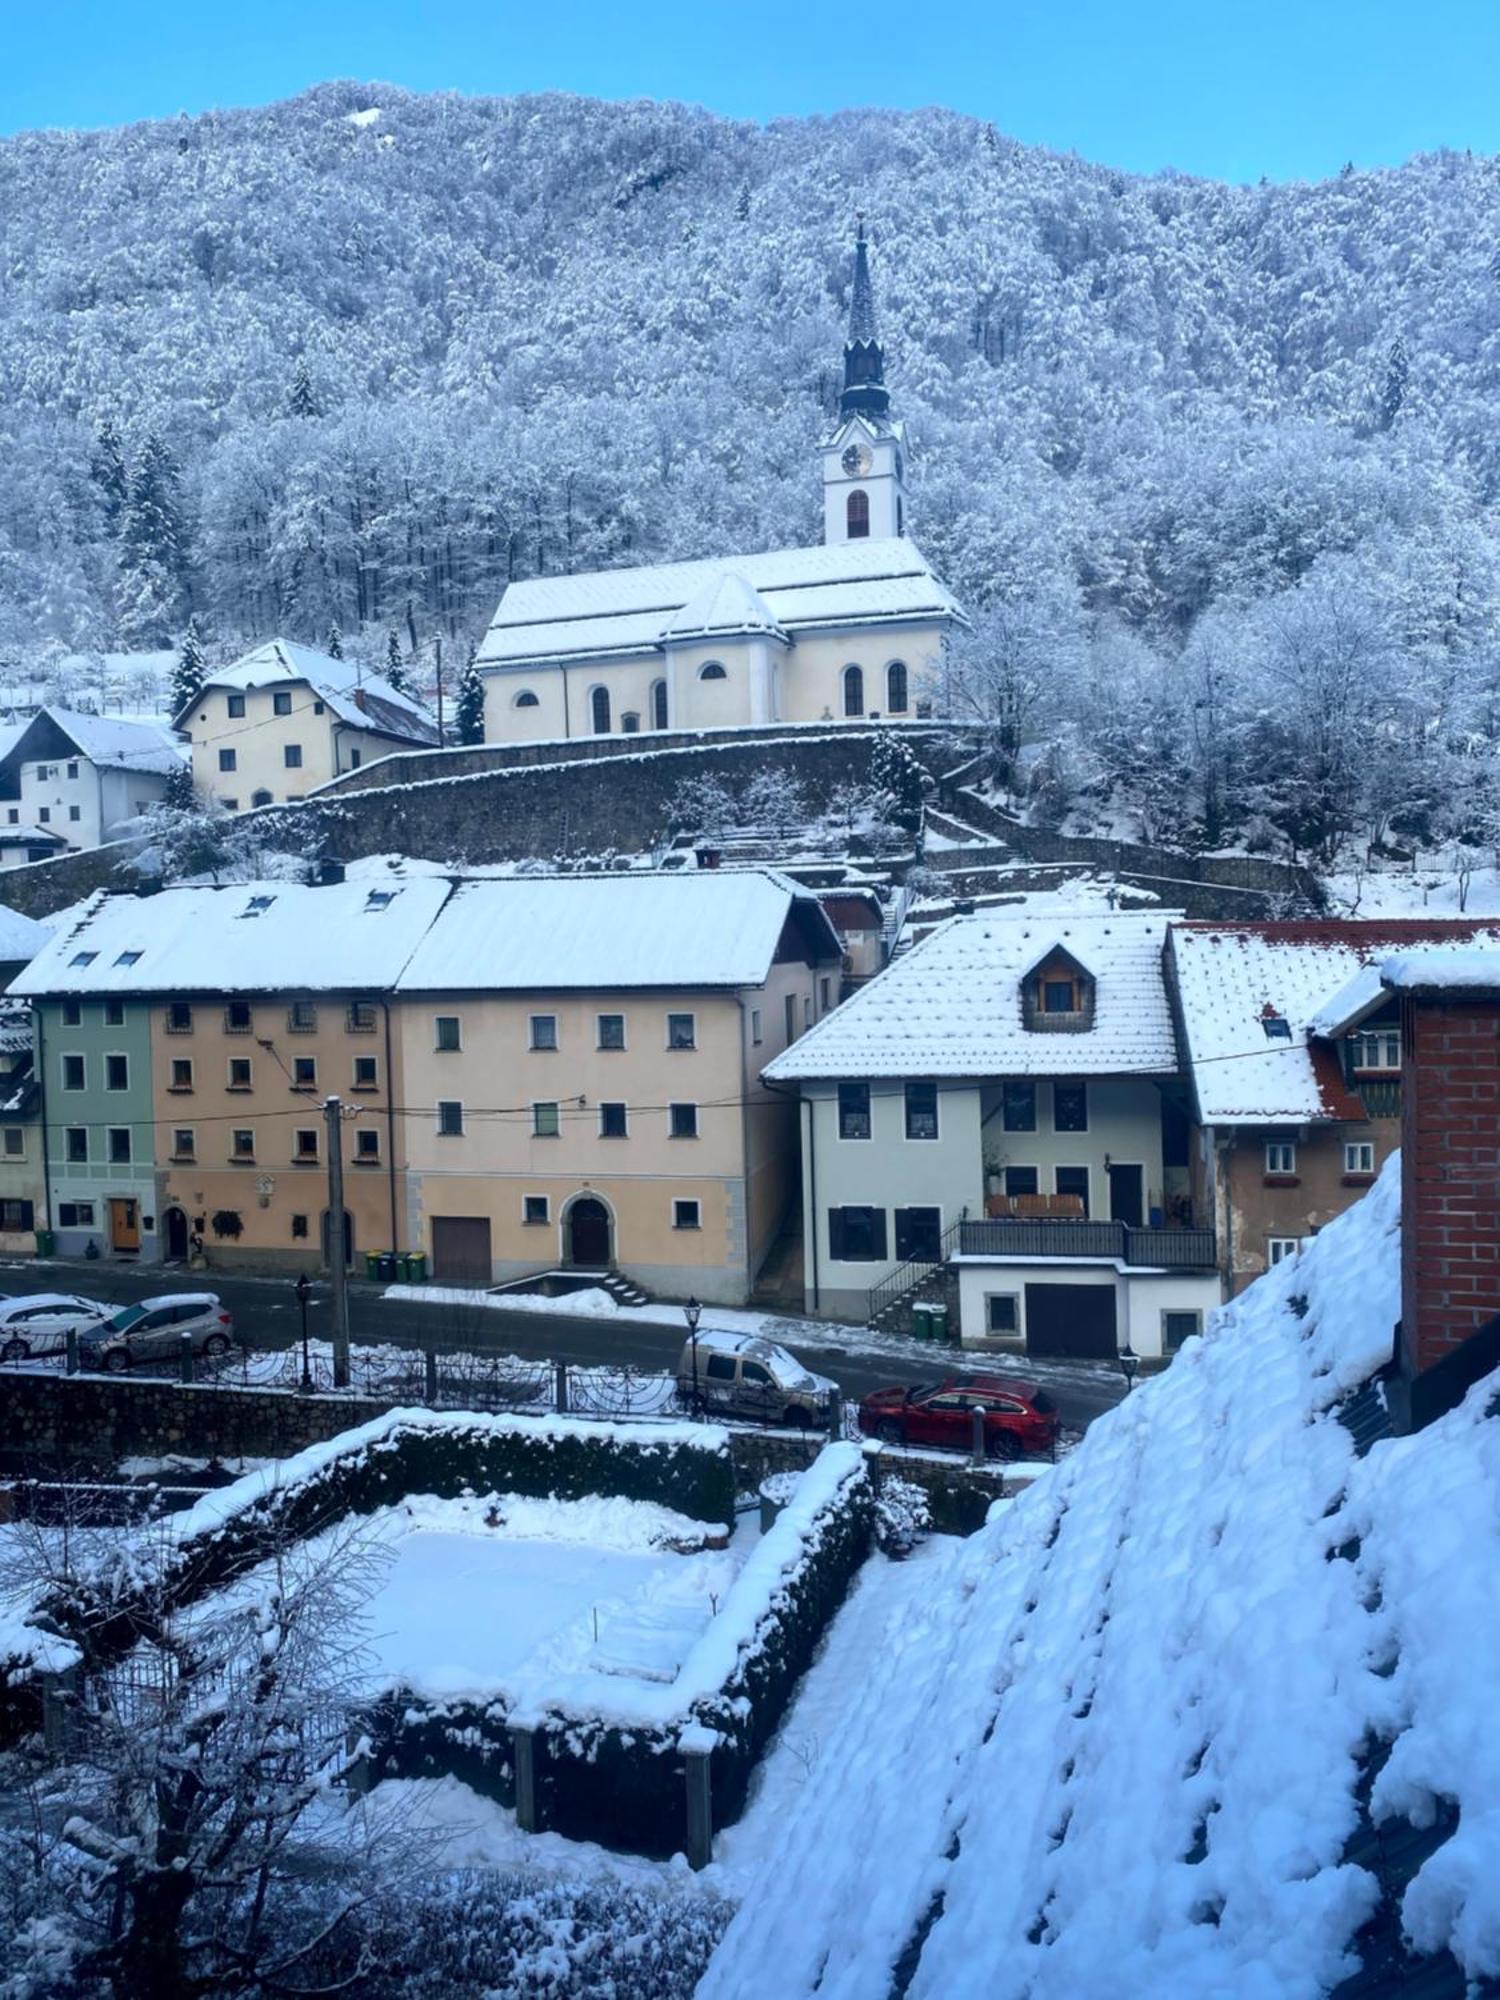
<box><xmin>822</xmin><ymin>220</ymin><xmax>908</xmax><ymax>545</ymax></box>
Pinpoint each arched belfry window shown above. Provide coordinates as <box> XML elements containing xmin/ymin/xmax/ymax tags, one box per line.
<box><xmin>847</xmin><ymin>489</ymin><xmax>870</xmax><ymax>539</ymax></box>
<box><xmin>651</xmin><ymin>679</ymin><xmax>668</xmax><ymax>730</ymax></box>
<box><xmin>886</xmin><ymin>661</ymin><xmax>909</xmax><ymax>714</ymax></box>
<box><xmin>698</xmin><ymin>661</ymin><xmax>727</xmax><ymax>681</ymax></box>
<box><xmin>843</xmin><ymin>665</ymin><xmax>865</xmax><ymax>718</ymax></box>
<box><xmin>590</xmin><ymin>685</ymin><xmax>611</xmax><ymax>735</ymax></box>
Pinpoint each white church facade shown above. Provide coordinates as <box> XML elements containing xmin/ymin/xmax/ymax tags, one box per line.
<box><xmin>475</xmin><ymin>227</ymin><xmax>964</xmax><ymax>742</ymax></box>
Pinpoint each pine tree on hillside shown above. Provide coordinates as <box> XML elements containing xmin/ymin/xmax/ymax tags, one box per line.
<box><xmin>289</xmin><ymin>358</ymin><xmax>318</xmax><ymax>419</ymax></box>
<box><xmin>117</xmin><ymin>433</ymin><xmax>189</xmax><ymax>648</ymax></box>
<box><xmin>170</xmin><ymin>615</ymin><xmax>208</xmax><ymax>714</ymax></box>
<box><xmin>384</xmin><ymin>628</ymin><xmax>411</xmax><ymax>695</ymax></box>
<box><xmin>90</xmin><ymin>418</ymin><xmax>129</xmax><ymax>530</ymax></box>
<box><xmin>326</xmin><ymin>618</ymin><xmax>344</xmax><ymax>660</ymax></box>
<box><xmin>1380</xmin><ymin>335</ymin><xmax>1409</xmax><ymax>431</ymax></box>
<box><xmin>455</xmin><ymin>645</ymin><xmax>486</xmax><ymax>745</ymax></box>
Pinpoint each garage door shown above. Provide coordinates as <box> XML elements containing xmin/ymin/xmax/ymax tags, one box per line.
<box><xmin>1025</xmin><ymin>1282</ymin><xmax>1117</xmax><ymax>1359</ymax></box>
<box><xmin>430</xmin><ymin>1216</ymin><xmax>493</xmax><ymax>1286</ymax></box>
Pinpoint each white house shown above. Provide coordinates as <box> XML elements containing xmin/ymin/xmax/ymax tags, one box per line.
<box><xmin>0</xmin><ymin>707</ymin><xmax>185</xmax><ymax>852</ymax></box>
<box><xmin>173</xmin><ymin>640</ymin><xmax>440</xmax><ymax>811</ymax></box>
<box><xmin>763</xmin><ymin>909</ymin><xmax>1222</xmax><ymax>1360</ymax></box>
<box><xmin>475</xmin><ymin>226</ymin><xmax>965</xmax><ymax>743</ymax></box>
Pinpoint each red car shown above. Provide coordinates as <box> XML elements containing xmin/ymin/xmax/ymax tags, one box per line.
<box><xmin>858</xmin><ymin>1377</ymin><xmax>1060</xmax><ymax>1460</ymax></box>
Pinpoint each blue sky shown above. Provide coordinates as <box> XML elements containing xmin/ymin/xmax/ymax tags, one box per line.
<box><xmin>5</xmin><ymin>0</ymin><xmax>1497</xmax><ymax>183</ymax></box>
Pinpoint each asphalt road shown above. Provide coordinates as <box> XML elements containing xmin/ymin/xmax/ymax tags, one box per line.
<box><xmin>2</xmin><ymin>1260</ymin><xmax>1129</xmax><ymax>1433</ymax></box>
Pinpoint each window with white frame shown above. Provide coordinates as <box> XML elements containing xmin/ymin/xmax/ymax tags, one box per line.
<box><xmin>1265</xmin><ymin>1140</ymin><xmax>1297</xmax><ymax>1176</ymax></box>
<box><xmin>986</xmin><ymin>1293</ymin><xmax>1020</xmax><ymax>1336</ymax></box>
<box><xmin>1350</xmin><ymin>1027</ymin><xmax>1401</xmax><ymax>1072</ymax></box>
<box><xmin>1268</xmin><ymin>1237</ymin><xmax>1300</xmax><ymax>1265</ymax></box>
<box><xmin>530</xmin><ymin>1014</ymin><xmax>558</xmax><ymax>1051</ymax></box>
<box><xmin>533</xmin><ymin>1102</ymin><xmax>560</xmax><ymax>1138</ymax></box>
<box><xmin>673</xmin><ymin>1198</ymin><xmax>701</xmax><ymax>1230</ymax></box>
<box><xmin>1344</xmin><ymin>1140</ymin><xmax>1376</xmax><ymax>1176</ymax></box>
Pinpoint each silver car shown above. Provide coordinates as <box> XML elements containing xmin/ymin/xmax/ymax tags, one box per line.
<box><xmin>0</xmin><ymin>1293</ymin><xmax>111</xmax><ymax>1362</ymax></box>
<box><xmin>676</xmin><ymin>1331</ymin><xmax>836</xmax><ymax>1428</ymax></box>
<box><xmin>86</xmin><ymin>1294</ymin><xmax>236</xmax><ymax>1373</ymax></box>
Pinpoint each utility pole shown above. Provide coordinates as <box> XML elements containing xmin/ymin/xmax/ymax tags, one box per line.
<box><xmin>434</xmin><ymin>634</ymin><xmax>445</xmax><ymax>745</ymax></box>
<box><xmin>324</xmin><ymin>1095</ymin><xmax>351</xmax><ymax>1387</ymax></box>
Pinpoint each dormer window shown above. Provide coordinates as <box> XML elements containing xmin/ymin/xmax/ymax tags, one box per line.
<box><xmin>1351</xmin><ymin>1027</ymin><xmax>1401</xmax><ymax>1073</ymax></box>
<box><xmin>1022</xmin><ymin>947</ymin><xmax>1096</xmax><ymax>1033</ymax></box>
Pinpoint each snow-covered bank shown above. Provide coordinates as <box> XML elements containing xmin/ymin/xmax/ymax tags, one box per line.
<box><xmin>698</xmin><ymin>1159</ymin><xmax>1500</xmax><ymax>1997</ymax></box>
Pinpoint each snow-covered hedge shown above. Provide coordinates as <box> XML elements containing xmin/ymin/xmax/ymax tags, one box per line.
<box><xmin>369</xmin><ymin>1443</ymin><xmax>874</xmax><ymax>1858</ymax></box>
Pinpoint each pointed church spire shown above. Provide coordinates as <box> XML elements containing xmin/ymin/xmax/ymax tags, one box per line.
<box><xmin>840</xmin><ymin>217</ymin><xmax>891</xmax><ymax>424</ymax></box>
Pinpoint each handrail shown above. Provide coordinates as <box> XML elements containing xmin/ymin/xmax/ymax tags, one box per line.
<box><xmin>956</xmin><ymin>1220</ymin><xmax>1217</xmax><ymax>1269</ymax></box>
<box><xmin>867</xmin><ymin>1218</ymin><xmax>964</xmax><ymax>1321</ymax></box>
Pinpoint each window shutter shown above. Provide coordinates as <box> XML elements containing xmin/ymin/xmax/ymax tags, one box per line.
<box><xmin>828</xmin><ymin>1208</ymin><xmax>846</xmax><ymax>1260</ymax></box>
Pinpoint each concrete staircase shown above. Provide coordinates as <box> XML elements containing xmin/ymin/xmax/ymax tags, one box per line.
<box><xmin>598</xmin><ymin>1269</ymin><xmax>651</xmax><ymax>1309</ymax></box>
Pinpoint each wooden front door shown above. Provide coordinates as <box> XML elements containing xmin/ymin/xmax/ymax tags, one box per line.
<box><xmin>567</xmin><ymin>1198</ymin><xmax>611</xmax><ymax>1268</ymax></box>
<box><xmin>109</xmin><ymin>1197</ymin><xmax>141</xmax><ymax>1253</ymax></box>
<box><xmin>1107</xmin><ymin>1164</ymin><xmax>1145</xmax><ymax>1228</ymax></box>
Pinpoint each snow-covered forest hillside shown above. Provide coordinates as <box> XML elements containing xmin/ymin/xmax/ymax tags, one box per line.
<box><xmin>5</xmin><ymin>83</ymin><xmax>1500</xmax><ymax>860</ymax></box>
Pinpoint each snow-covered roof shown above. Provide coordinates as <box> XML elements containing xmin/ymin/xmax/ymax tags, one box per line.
<box><xmin>8</xmin><ymin>879</ymin><xmax>455</xmax><ymax>997</ymax></box>
<box><xmin>703</xmin><ymin>1160</ymin><xmax>1500</xmax><ymax>1998</ymax></box>
<box><xmin>763</xmin><ymin>909</ymin><xmax>1180</xmax><ymax>1081</ymax></box>
<box><xmin>1382</xmin><ymin>947</ymin><xmax>1500</xmax><ymax>995</ymax></box>
<box><xmin>39</xmin><ymin>706</ymin><xmax>186</xmax><ymax>777</ymax></box>
<box><xmin>180</xmin><ymin>641</ymin><xmax>439</xmax><ymax>746</ymax></box>
<box><xmin>660</xmin><ymin>573</ymin><xmax>789</xmax><ymax>646</ymax></box>
<box><xmin>1170</xmin><ymin>921</ymin><xmax>1500</xmax><ymax>1125</ymax></box>
<box><xmin>0</xmin><ymin>903</ymin><xmax>53</xmax><ymax>965</ymax></box>
<box><xmin>478</xmin><ymin>537</ymin><xmax>962</xmax><ymax>671</ymax></box>
<box><xmin>395</xmin><ymin>869</ymin><xmax>839</xmax><ymax>993</ymax></box>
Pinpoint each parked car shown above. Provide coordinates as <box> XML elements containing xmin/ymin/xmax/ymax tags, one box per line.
<box><xmin>858</xmin><ymin>1378</ymin><xmax>1060</xmax><ymax>1460</ymax></box>
<box><xmin>84</xmin><ymin>1295</ymin><xmax>235</xmax><ymax>1373</ymax></box>
<box><xmin>676</xmin><ymin>1331</ymin><xmax>837</xmax><ymax>1428</ymax></box>
<box><xmin>0</xmin><ymin>1293</ymin><xmax>112</xmax><ymax>1361</ymax></box>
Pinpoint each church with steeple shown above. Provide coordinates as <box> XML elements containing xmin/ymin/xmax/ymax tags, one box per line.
<box><xmin>475</xmin><ymin>226</ymin><xmax>963</xmax><ymax>743</ymax></box>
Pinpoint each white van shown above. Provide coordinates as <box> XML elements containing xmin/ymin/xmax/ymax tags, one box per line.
<box><xmin>676</xmin><ymin>1330</ymin><xmax>837</xmax><ymax>1428</ymax></box>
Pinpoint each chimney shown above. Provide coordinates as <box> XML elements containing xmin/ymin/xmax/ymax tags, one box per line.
<box><xmin>1386</xmin><ymin>953</ymin><xmax>1500</xmax><ymax>1430</ymax></box>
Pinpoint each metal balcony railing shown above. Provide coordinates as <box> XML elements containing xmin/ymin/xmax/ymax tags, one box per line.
<box><xmin>956</xmin><ymin>1219</ymin><xmax>1217</xmax><ymax>1269</ymax></box>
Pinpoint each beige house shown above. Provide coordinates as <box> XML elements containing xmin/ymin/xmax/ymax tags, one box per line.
<box><xmin>174</xmin><ymin>640</ymin><xmax>439</xmax><ymax>811</ymax></box>
<box><xmin>392</xmin><ymin>872</ymin><xmax>842</xmax><ymax>1301</ymax></box>
<box><xmin>476</xmin><ymin>228</ymin><xmax>963</xmax><ymax>744</ymax></box>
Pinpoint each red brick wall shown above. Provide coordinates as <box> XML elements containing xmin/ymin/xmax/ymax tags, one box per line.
<box><xmin>1401</xmin><ymin>997</ymin><xmax>1500</xmax><ymax>1376</ymax></box>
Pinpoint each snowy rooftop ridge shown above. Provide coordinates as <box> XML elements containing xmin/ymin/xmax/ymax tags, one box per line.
<box><xmin>179</xmin><ymin>639</ymin><xmax>439</xmax><ymax>746</ymax></box>
<box><xmin>704</xmin><ymin>1159</ymin><xmax>1500</xmax><ymax>1997</ymax></box>
<box><xmin>34</xmin><ymin>707</ymin><xmax>187</xmax><ymax>776</ymax></box>
<box><xmin>1381</xmin><ymin>947</ymin><xmax>1500</xmax><ymax>994</ymax></box>
<box><xmin>1169</xmin><ymin>919</ymin><xmax>1500</xmax><ymax>1125</ymax></box>
<box><xmin>478</xmin><ymin>536</ymin><xmax>962</xmax><ymax>671</ymax></box>
<box><xmin>764</xmin><ymin>908</ymin><xmax>1180</xmax><ymax>1081</ymax></box>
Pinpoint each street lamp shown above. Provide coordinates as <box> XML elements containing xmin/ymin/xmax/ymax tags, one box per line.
<box><xmin>1117</xmin><ymin>1340</ymin><xmax>1139</xmax><ymax>1394</ymax></box>
<box><xmin>295</xmin><ymin>1272</ymin><xmax>312</xmax><ymax>1392</ymax></box>
<box><xmin>684</xmin><ymin>1296</ymin><xmax>702</xmax><ymax>1416</ymax></box>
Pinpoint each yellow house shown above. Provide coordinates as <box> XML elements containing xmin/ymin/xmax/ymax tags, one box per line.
<box><xmin>174</xmin><ymin>640</ymin><xmax>439</xmax><ymax>812</ymax></box>
<box><xmin>392</xmin><ymin>871</ymin><xmax>843</xmax><ymax>1301</ymax></box>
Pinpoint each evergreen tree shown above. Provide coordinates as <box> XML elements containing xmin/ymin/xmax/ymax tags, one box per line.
<box><xmin>384</xmin><ymin>628</ymin><xmax>412</xmax><ymax>695</ymax></box>
<box><xmin>170</xmin><ymin>614</ymin><xmax>208</xmax><ymax>714</ymax></box>
<box><xmin>89</xmin><ymin>417</ymin><xmax>129</xmax><ymax>530</ymax></box>
<box><xmin>289</xmin><ymin>357</ymin><xmax>318</xmax><ymax>419</ymax></box>
<box><xmin>117</xmin><ymin>432</ymin><xmax>188</xmax><ymax>647</ymax></box>
<box><xmin>326</xmin><ymin>617</ymin><xmax>344</xmax><ymax>660</ymax></box>
<box><xmin>162</xmin><ymin>759</ymin><xmax>196</xmax><ymax>811</ymax></box>
<box><xmin>455</xmin><ymin>644</ymin><xmax>486</xmax><ymax>744</ymax></box>
<box><xmin>1379</xmin><ymin>335</ymin><xmax>1409</xmax><ymax>431</ymax></box>
<box><xmin>870</xmin><ymin>731</ymin><xmax>926</xmax><ymax>833</ymax></box>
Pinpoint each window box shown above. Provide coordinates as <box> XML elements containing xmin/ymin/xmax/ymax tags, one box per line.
<box><xmin>1262</xmin><ymin>1174</ymin><xmax>1301</xmax><ymax>1188</ymax></box>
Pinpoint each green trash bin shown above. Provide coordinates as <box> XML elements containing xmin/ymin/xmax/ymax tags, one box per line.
<box><xmin>928</xmin><ymin>1303</ymin><xmax>952</xmax><ymax>1346</ymax></box>
<box><xmin>364</xmin><ymin>1251</ymin><xmax>383</xmax><ymax>1283</ymax></box>
<box><xmin>34</xmin><ymin>1228</ymin><xmax>55</xmax><ymax>1258</ymax></box>
<box><xmin>911</xmin><ymin>1301</ymin><xmax>933</xmax><ymax>1343</ymax></box>
<box><xmin>405</xmin><ymin>1251</ymin><xmax>427</xmax><ymax>1284</ymax></box>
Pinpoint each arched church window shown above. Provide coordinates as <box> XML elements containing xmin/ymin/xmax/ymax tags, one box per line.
<box><xmin>621</xmin><ymin>712</ymin><xmax>640</xmax><ymax>733</ymax></box>
<box><xmin>698</xmin><ymin>661</ymin><xmax>728</xmax><ymax>681</ymax></box>
<box><xmin>886</xmin><ymin>661</ymin><xmax>909</xmax><ymax>714</ymax></box>
<box><xmin>650</xmin><ymin>679</ymin><xmax>669</xmax><ymax>730</ymax></box>
<box><xmin>514</xmin><ymin>689</ymin><xmax>540</xmax><ymax>709</ymax></box>
<box><xmin>843</xmin><ymin>665</ymin><xmax>865</xmax><ymax>718</ymax></box>
<box><xmin>847</xmin><ymin>489</ymin><xmax>870</xmax><ymax>540</ymax></box>
<box><xmin>590</xmin><ymin>686</ymin><xmax>611</xmax><ymax>735</ymax></box>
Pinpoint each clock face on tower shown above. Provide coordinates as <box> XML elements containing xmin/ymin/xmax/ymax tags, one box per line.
<box><xmin>841</xmin><ymin>441</ymin><xmax>873</xmax><ymax>478</ymax></box>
